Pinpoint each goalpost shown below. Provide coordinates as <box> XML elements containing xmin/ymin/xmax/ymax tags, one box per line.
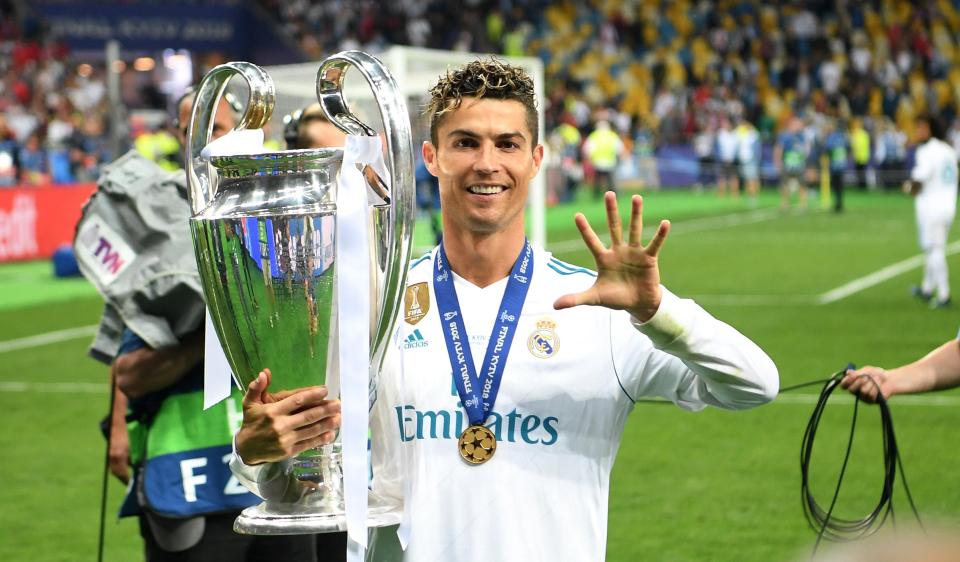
<box><xmin>264</xmin><ymin>45</ymin><xmax>547</xmax><ymax>248</ymax></box>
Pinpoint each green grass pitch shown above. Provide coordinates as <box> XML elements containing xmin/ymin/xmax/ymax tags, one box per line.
<box><xmin>1</xmin><ymin>188</ymin><xmax>958</xmax><ymax>561</ymax></box>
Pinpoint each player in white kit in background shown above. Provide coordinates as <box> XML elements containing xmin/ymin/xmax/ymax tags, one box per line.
<box><xmin>229</xmin><ymin>58</ymin><xmax>780</xmax><ymax>562</ymax></box>
<box><xmin>905</xmin><ymin>114</ymin><xmax>958</xmax><ymax>309</ymax></box>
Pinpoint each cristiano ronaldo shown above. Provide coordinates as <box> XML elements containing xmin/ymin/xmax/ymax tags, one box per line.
<box><xmin>230</xmin><ymin>58</ymin><xmax>780</xmax><ymax>562</ymax></box>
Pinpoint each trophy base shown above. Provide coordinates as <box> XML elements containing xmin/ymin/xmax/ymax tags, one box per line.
<box><xmin>234</xmin><ymin>491</ymin><xmax>402</xmax><ymax>535</ymax></box>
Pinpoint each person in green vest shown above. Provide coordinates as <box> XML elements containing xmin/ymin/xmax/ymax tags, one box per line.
<box><xmin>775</xmin><ymin>116</ymin><xmax>810</xmax><ymax>210</ymax></box>
<box><xmin>823</xmin><ymin>118</ymin><xmax>849</xmax><ymax>213</ymax></box>
<box><xmin>89</xmin><ymin>91</ymin><xmax>318</xmax><ymax>561</ymax></box>
<box><xmin>850</xmin><ymin>118</ymin><xmax>872</xmax><ymax>190</ymax></box>
<box><xmin>582</xmin><ymin>119</ymin><xmax>625</xmax><ymax>198</ymax></box>
<box><xmin>550</xmin><ymin>114</ymin><xmax>583</xmax><ymax>202</ymax></box>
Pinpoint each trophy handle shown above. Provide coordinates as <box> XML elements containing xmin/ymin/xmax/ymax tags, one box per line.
<box><xmin>316</xmin><ymin>51</ymin><xmax>415</xmax><ymax>373</ymax></box>
<box><xmin>186</xmin><ymin>62</ymin><xmax>275</xmax><ymax>216</ymax></box>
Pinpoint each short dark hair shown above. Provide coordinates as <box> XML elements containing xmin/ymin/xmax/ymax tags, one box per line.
<box><xmin>918</xmin><ymin>114</ymin><xmax>945</xmax><ymax>141</ymax></box>
<box><xmin>173</xmin><ymin>88</ymin><xmax>241</xmax><ymax>134</ymax></box>
<box><xmin>425</xmin><ymin>58</ymin><xmax>538</xmax><ymax>147</ymax></box>
<box><xmin>283</xmin><ymin>103</ymin><xmax>332</xmax><ymax>149</ymax></box>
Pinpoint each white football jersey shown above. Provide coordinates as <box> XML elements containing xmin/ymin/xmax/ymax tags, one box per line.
<box><xmin>912</xmin><ymin>138</ymin><xmax>959</xmax><ymax>220</ymax></box>
<box><xmin>716</xmin><ymin>128</ymin><xmax>739</xmax><ymax>163</ymax></box>
<box><xmin>366</xmin><ymin>246</ymin><xmax>779</xmax><ymax>562</ymax></box>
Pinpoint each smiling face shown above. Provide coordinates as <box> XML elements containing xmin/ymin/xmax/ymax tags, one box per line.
<box><xmin>423</xmin><ymin>97</ymin><xmax>543</xmax><ymax>238</ymax></box>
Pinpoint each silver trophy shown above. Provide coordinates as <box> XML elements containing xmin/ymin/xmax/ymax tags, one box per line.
<box><xmin>185</xmin><ymin>51</ymin><xmax>414</xmax><ymax>534</ymax></box>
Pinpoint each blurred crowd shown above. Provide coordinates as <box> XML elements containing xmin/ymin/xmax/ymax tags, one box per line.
<box><xmin>5</xmin><ymin>0</ymin><xmax>960</xmax><ymax>192</ymax></box>
<box><xmin>537</xmin><ymin>0</ymin><xmax>960</xmax><ymax>139</ymax></box>
<box><xmin>546</xmin><ymin>108</ymin><xmax>921</xmax><ymax>197</ymax></box>
<box><xmin>0</xmin><ymin>4</ymin><xmax>117</xmax><ymax>187</ymax></box>
<box><xmin>533</xmin><ymin>0</ymin><xmax>960</xmax><ymax>199</ymax></box>
<box><xmin>259</xmin><ymin>0</ymin><xmax>960</xmax><ymax>136</ymax></box>
<box><xmin>256</xmin><ymin>0</ymin><xmax>548</xmax><ymax>61</ymax></box>
<box><xmin>259</xmin><ymin>0</ymin><xmax>960</xmax><ymax>200</ymax></box>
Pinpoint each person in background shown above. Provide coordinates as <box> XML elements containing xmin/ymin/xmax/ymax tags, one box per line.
<box><xmin>135</xmin><ymin>119</ymin><xmax>180</xmax><ymax>172</ymax></box>
<box><xmin>850</xmin><ymin>118</ymin><xmax>871</xmax><ymax>190</ymax></box>
<box><xmin>734</xmin><ymin>116</ymin><xmax>761</xmax><ymax>203</ymax></box>
<box><xmin>550</xmin><ymin>113</ymin><xmax>582</xmax><ymax>203</ymax></box>
<box><xmin>775</xmin><ymin>116</ymin><xmax>809</xmax><ymax>210</ymax></box>
<box><xmin>904</xmin><ymin>114</ymin><xmax>957</xmax><ymax>309</ymax></box>
<box><xmin>823</xmin><ymin>118</ymin><xmax>849</xmax><ymax>213</ymax></box>
<box><xmin>582</xmin><ymin>118</ymin><xmax>624</xmax><ymax>198</ymax></box>
<box><xmin>802</xmin><ymin>115</ymin><xmax>823</xmax><ymax>197</ymax></box>
<box><xmin>693</xmin><ymin>122</ymin><xmax>715</xmax><ymax>193</ymax></box>
<box><xmin>18</xmin><ymin>130</ymin><xmax>47</xmax><ymax>185</ymax></box>
<box><xmin>875</xmin><ymin>118</ymin><xmax>906</xmax><ymax>191</ymax></box>
<box><xmin>70</xmin><ymin>115</ymin><xmax>112</xmax><ymax>182</ymax></box>
<box><xmin>634</xmin><ymin>119</ymin><xmax>659</xmax><ymax>191</ymax></box>
<box><xmin>715</xmin><ymin>116</ymin><xmax>739</xmax><ymax>197</ymax></box>
<box><xmin>284</xmin><ymin>102</ymin><xmax>347</xmax><ymax>151</ymax></box>
<box><xmin>0</xmin><ymin>116</ymin><xmax>20</xmax><ymax>186</ymax></box>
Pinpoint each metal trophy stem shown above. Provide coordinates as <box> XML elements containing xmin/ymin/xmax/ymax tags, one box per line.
<box><xmin>185</xmin><ymin>52</ymin><xmax>414</xmax><ymax>534</ymax></box>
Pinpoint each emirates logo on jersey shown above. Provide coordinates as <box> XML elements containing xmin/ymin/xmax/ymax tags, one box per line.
<box><xmin>528</xmin><ymin>318</ymin><xmax>559</xmax><ymax>359</ymax></box>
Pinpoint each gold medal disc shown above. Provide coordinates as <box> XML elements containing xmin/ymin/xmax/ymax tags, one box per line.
<box><xmin>458</xmin><ymin>425</ymin><xmax>496</xmax><ymax>465</ymax></box>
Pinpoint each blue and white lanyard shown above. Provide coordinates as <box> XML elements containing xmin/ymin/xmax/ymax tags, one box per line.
<box><xmin>433</xmin><ymin>241</ymin><xmax>533</xmax><ymax>425</ymax></box>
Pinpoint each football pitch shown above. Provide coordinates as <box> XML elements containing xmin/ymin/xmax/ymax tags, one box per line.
<box><xmin>1</xmin><ymin>189</ymin><xmax>959</xmax><ymax>561</ymax></box>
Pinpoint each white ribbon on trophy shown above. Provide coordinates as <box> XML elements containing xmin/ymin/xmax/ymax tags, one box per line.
<box><xmin>203</xmin><ymin>313</ymin><xmax>233</xmax><ymax>410</ymax></box>
<box><xmin>339</xmin><ymin>134</ymin><xmax>389</xmax><ymax>561</ymax></box>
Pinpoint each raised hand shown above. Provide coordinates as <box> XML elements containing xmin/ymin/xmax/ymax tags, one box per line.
<box><xmin>235</xmin><ymin>368</ymin><xmax>342</xmax><ymax>465</ymax></box>
<box><xmin>553</xmin><ymin>192</ymin><xmax>670</xmax><ymax>322</ymax></box>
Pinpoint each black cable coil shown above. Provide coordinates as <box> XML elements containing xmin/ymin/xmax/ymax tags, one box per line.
<box><xmin>786</xmin><ymin>367</ymin><xmax>924</xmax><ymax>554</ymax></box>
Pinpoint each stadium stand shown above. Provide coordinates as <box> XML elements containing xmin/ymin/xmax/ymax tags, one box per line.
<box><xmin>3</xmin><ymin>0</ymin><xmax>959</xmax><ymax>192</ymax></box>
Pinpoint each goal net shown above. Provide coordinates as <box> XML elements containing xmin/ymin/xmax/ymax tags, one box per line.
<box><xmin>261</xmin><ymin>46</ymin><xmax>547</xmax><ymax>248</ymax></box>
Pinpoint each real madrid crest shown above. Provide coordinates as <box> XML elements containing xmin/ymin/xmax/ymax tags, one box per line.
<box><xmin>528</xmin><ymin>318</ymin><xmax>559</xmax><ymax>359</ymax></box>
<box><xmin>404</xmin><ymin>282</ymin><xmax>429</xmax><ymax>325</ymax></box>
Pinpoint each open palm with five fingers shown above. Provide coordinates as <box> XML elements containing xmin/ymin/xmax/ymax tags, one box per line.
<box><xmin>553</xmin><ymin>191</ymin><xmax>671</xmax><ymax>322</ymax></box>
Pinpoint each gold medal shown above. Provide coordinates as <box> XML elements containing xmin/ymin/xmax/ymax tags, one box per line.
<box><xmin>458</xmin><ymin>425</ymin><xmax>496</xmax><ymax>465</ymax></box>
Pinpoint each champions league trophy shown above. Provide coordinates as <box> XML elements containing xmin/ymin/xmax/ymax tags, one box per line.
<box><xmin>185</xmin><ymin>52</ymin><xmax>414</xmax><ymax>534</ymax></box>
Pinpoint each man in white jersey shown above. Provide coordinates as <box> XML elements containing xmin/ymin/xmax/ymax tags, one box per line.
<box><xmin>904</xmin><ymin>115</ymin><xmax>958</xmax><ymax>308</ymax></box>
<box><xmin>715</xmin><ymin>116</ymin><xmax>740</xmax><ymax>197</ymax></box>
<box><xmin>735</xmin><ymin>117</ymin><xmax>761</xmax><ymax>202</ymax></box>
<box><xmin>229</xmin><ymin>59</ymin><xmax>780</xmax><ymax>562</ymax></box>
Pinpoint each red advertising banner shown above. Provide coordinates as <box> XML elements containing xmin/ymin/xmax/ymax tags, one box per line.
<box><xmin>0</xmin><ymin>184</ymin><xmax>97</xmax><ymax>263</ymax></box>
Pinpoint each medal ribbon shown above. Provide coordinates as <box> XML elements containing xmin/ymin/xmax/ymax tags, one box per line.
<box><xmin>433</xmin><ymin>241</ymin><xmax>533</xmax><ymax>426</ymax></box>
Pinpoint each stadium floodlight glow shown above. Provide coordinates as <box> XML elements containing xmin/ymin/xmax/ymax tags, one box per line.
<box><xmin>77</xmin><ymin>64</ymin><xmax>92</xmax><ymax>77</ymax></box>
<box><xmin>133</xmin><ymin>57</ymin><xmax>155</xmax><ymax>72</ymax></box>
<box><xmin>164</xmin><ymin>52</ymin><xmax>190</xmax><ymax>70</ymax></box>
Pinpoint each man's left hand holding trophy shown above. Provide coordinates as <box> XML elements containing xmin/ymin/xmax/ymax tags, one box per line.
<box><xmin>236</xmin><ymin>368</ymin><xmax>342</xmax><ymax>465</ymax></box>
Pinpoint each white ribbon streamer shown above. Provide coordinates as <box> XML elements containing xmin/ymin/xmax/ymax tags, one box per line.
<box><xmin>202</xmin><ymin>311</ymin><xmax>233</xmax><ymax>409</ymax></box>
<box><xmin>339</xmin><ymin>135</ymin><xmax>384</xmax><ymax>560</ymax></box>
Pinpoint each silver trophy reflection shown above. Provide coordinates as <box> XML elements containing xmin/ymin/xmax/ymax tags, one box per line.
<box><xmin>185</xmin><ymin>51</ymin><xmax>414</xmax><ymax>534</ymax></box>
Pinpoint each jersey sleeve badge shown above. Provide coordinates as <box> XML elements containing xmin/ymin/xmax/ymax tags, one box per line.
<box><xmin>404</xmin><ymin>282</ymin><xmax>430</xmax><ymax>325</ymax></box>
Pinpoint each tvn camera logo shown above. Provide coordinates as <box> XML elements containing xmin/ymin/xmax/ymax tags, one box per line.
<box><xmin>403</xmin><ymin>329</ymin><xmax>429</xmax><ymax>349</ymax></box>
<box><xmin>75</xmin><ymin>215</ymin><xmax>135</xmax><ymax>285</ymax></box>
